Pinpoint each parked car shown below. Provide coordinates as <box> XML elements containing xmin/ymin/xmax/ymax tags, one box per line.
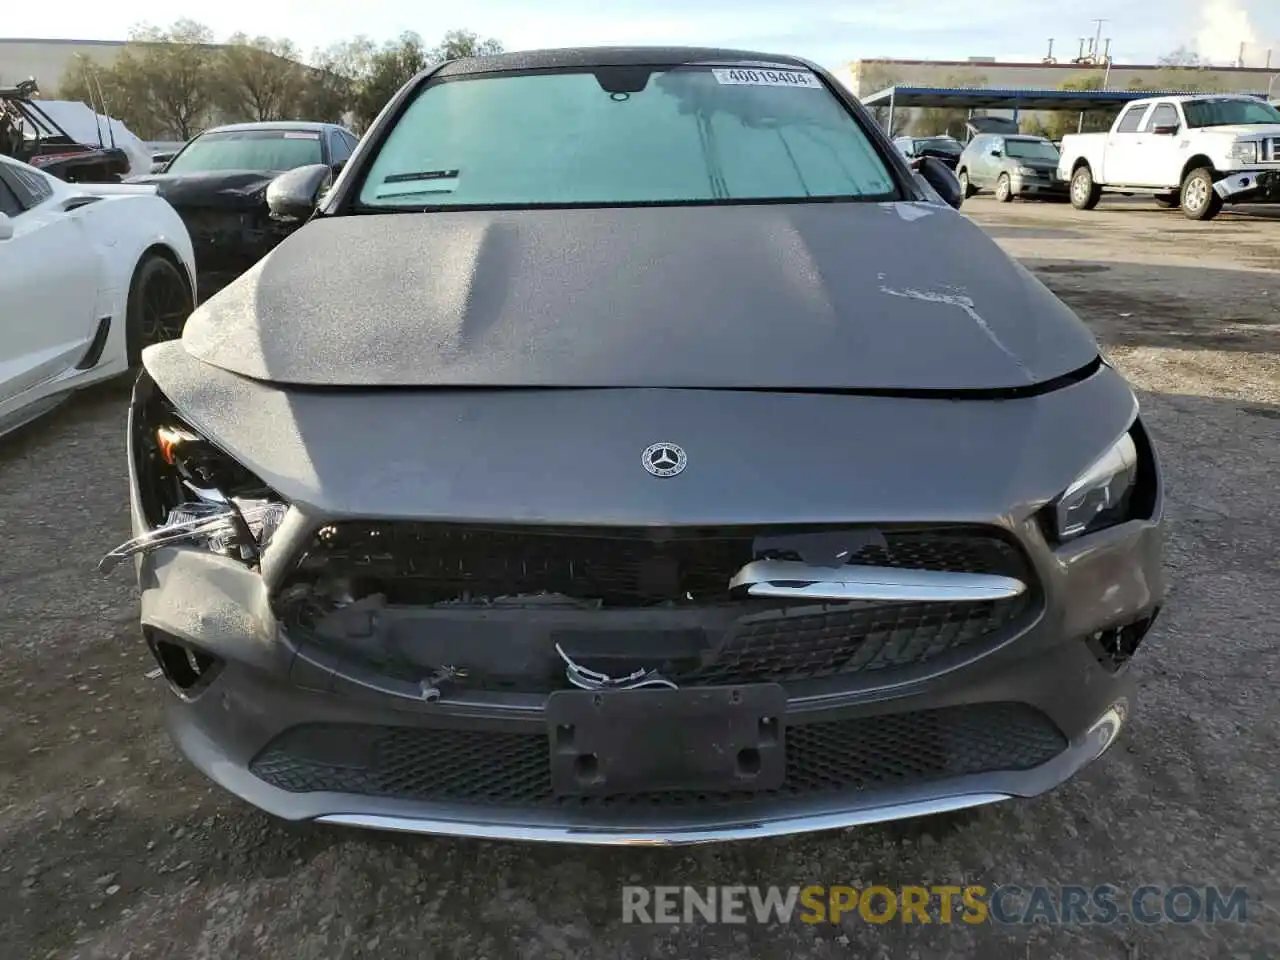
<box><xmin>126</xmin><ymin>121</ymin><xmax>359</xmax><ymax>298</ymax></box>
<box><xmin>1058</xmin><ymin>94</ymin><xmax>1280</xmax><ymax>219</ymax></box>
<box><xmin>957</xmin><ymin>133</ymin><xmax>1069</xmax><ymax>202</ymax></box>
<box><xmin>146</xmin><ymin>140</ymin><xmax>189</xmax><ymax>170</ymax></box>
<box><xmin>102</xmin><ymin>46</ymin><xmax>1163</xmax><ymax>846</ymax></box>
<box><xmin>1</xmin><ymin>80</ymin><xmax>134</xmax><ymax>182</ymax></box>
<box><xmin>0</xmin><ymin>153</ymin><xmax>195</xmax><ymax>438</ymax></box>
<box><xmin>893</xmin><ymin>135</ymin><xmax>963</xmax><ymax>169</ymax></box>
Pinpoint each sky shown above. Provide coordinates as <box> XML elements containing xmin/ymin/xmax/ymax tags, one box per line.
<box><xmin>5</xmin><ymin>0</ymin><xmax>1280</xmax><ymax>70</ymax></box>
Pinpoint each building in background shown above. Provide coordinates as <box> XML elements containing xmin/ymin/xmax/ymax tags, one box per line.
<box><xmin>833</xmin><ymin>58</ymin><xmax>1279</xmax><ymax>99</ymax></box>
<box><xmin>0</xmin><ymin>38</ymin><xmax>132</xmax><ymax>89</ymax></box>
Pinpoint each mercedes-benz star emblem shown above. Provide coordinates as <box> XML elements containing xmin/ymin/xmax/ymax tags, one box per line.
<box><xmin>642</xmin><ymin>442</ymin><xmax>687</xmax><ymax>478</ymax></box>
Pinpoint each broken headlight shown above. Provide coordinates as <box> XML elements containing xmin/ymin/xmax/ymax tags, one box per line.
<box><xmin>99</xmin><ymin>410</ymin><xmax>289</xmax><ymax>575</ymax></box>
<box><xmin>1051</xmin><ymin>431</ymin><xmax>1138</xmax><ymax>542</ymax></box>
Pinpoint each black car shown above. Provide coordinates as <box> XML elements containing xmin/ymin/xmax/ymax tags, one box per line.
<box><xmin>956</xmin><ymin>133</ymin><xmax>1068</xmax><ymax>203</ymax></box>
<box><xmin>127</xmin><ymin>121</ymin><xmax>360</xmax><ymax>299</ymax></box>
<box><xmin>892</xmin><ymin>135</ymin><xmax>963</xmax><ymax>170</ymax></box>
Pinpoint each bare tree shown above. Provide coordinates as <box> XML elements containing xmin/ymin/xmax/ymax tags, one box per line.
<box><xmin>433</xmin><ymin>29</ymin><xmax>504</xmax><ymax>60</ymax></box>
<box><xmin>301</xmin><ymin>38</ymin><xmax>376</xmax><ymax>126</ymax></box>
<box><xmin>912</xmin><ymin>71</ymin><xmax>988</xmax><ymax>137</ymax></box>
<box><xmin>124</xmin><ymin>20</ymin><xmax>219</xmax><ymax>139</ymax></box>
<box><xmin>856</xmin><ymin>63</ymin><xmax>904</xmax><ymax>129</ymax></box>
<box><xmin>54</xmin><ymin>24</ymin><xmax>507</xmax><ymax>137</ymax></box>
<box><xmin>1158</xmin><ymin>46</ymin><xmax>1207</xmax><ymax>68</ymax></box>
<box><xmin>218</xmin><ymin>35</ymin><xmax>307</xmax><ymax>122</ymax></box>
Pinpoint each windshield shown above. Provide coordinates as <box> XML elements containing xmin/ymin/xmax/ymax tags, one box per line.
<box><xmin>1182</xmin><ymin>98</ymin><xmax>1280</xmax><ymax>128</ymax></box>
<box><xmin>1005</xmin><ymin>139</ymin><xmax>1060</xmax><ymax>161</ymax></box>
<box><xmin>166</xmin><ymin>129</ymin><xmax>324</xmax><ymax>174</ymax></box>
<box><xmin>918</xmin><ymin>138</ymin><xmax>961</xmax><ymax>155</ymax></box>
<box><xmin>358</xmin><ymin>65</ymin><xmax>898</xmax><ymax>208</ymax></box>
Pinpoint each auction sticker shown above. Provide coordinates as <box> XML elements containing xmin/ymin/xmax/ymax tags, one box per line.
<box><xmin>711</xmin><ymin>68</ymin><xmax>821</xmax><ymax>88</ymax></box>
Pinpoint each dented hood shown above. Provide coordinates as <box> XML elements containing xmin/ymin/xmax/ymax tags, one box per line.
<box><xmin>179</xmin><ymin>201</ymin><xmax>1100</xmax><ymax>391</ymax></box>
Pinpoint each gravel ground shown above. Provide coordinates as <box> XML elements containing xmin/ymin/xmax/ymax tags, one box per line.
<box><xmin>1</xmin><ymin>196</ymin><xmax>1278</xmax><ymax>960</ymax></box>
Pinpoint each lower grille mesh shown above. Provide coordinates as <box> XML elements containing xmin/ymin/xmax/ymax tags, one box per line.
<box><xmin>679</xmin><ymin>596</ymin><xmax>1029</xmax><ymax>684</ymax></box>
<box><xmin>249</xmin><ymin>702</ymin><xmax>1066</xmax><ymax>809</ymax></box>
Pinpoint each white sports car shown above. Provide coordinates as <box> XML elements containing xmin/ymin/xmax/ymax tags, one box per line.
<box><xmin>0</xmin><ymin>154</ymin><xmax>196</xmax><ymax>438</ymax></box>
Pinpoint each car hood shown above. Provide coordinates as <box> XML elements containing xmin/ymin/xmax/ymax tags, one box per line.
<box><xmin>1195</xmin><ymin>123</ymin><xmax>1280</xmax><ymax>138</ymax></box>
<box><xmin>124</xmin><ymin>169</ymin><xmax>280</xmax><ymax>210</ymax></box>
<box><xmin>179</xmin><ymin>201</ymin><xmax>1100</xmax><ymax>391</ymax></box>
<box><xmin>1010</xmin><ymin>158</ymin><xmax>1060</xmax><ymax>171</ymax></box>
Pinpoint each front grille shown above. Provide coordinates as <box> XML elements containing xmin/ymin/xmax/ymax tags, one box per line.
<box><xmin>678</xmin><ymin>595</ymin><xmax>1031</xmax><ymax>685</ymax></box>
<box><xmin>249</xmin><ymin>702</ymin><xmax>1066</xmax><ymax>809</ymax></box>
<box><xmin>1267</xmin><ymin>138</ymin><xmax>1280</xmax><ymax>163</ymax></box>
<box><xmin>285</xmin><ymin>522</ymin><xmax>1031</xmax><ymax>607</ymax></box>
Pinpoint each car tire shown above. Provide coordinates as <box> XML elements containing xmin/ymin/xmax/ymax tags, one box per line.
<box><xmin>995</xmin><ymin>174</ymin><xmax>1014</xmax><ymax>203</ymax></box>
<box><xmin>1180</xmin><ymin>167</ymin><xmax>1222</xmax><ymax>221</ymax></box>
<box><xmin>958</xmin><ymin>169</ymin><xmax>976</xmax><ymax>198</ymax></box>
<box><xmin>1069</xmin><ymin>166</ymin><xmax>1102</xmax><ymax>210</ymax></box>
<box><xmin>126</xmin><ymin>254</ymin><xmax>194</xmax><ymax>368</ymax></box>
<box><xmin>1153</xmin><ymin>193</ymin><xmax>1178</xmax><ymax>209</ymax></box>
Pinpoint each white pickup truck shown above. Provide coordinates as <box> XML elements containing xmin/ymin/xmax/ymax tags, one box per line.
<box><xmin>1057</xmin><ymin>94</ymin><xmax>1280</xmax><ymax>220</ymax></box>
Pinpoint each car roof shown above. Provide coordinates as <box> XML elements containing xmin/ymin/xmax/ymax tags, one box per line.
<box><xmin>201</xmin><ymin>121</ymin><xmax>343</xmax><ymax>135</ymax></box>
<box><xmin>433</xmin><ymin>45</ymin><xmax>813</xmax><ymax>78</ymax></box>
<box><xmin>1138</xmin><ymin>94</ymin><xmax>1256</xmax><ymax>104</ymax></box>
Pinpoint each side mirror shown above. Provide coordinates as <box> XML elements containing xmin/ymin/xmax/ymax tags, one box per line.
<box><xmin>1152</xmin><ymin>124</ymin><xmax>1179</xmax><ymax>136</ymax></box>
<box><xmin>990</xmin><ymin>149</ymin><xmax>1003</xmax><ymax>157</ymax></box>
<box><xmin>914</xmin><ymin>156</ymin><xmax>964</xmax><ymax>210</ymax></box>
<box><xmin>267</xmin><ymin>163</ymin><xmax>333</xmax><ymax>222</ymax></box>
<box><xmin>149</xmin><ymin>161</ymin><xmax>168</xmax><ymax>174</ymax></box>
<box><xmin>0</xmin><ymin>211</ymin><xmax>13</xmax><ymax>242</ymax></box>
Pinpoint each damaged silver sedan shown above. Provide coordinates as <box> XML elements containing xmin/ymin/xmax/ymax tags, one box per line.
<box><xmin>103</xmin><ymin>46</ymin><xmax>1165</xmax><ymax>845</ymax></box>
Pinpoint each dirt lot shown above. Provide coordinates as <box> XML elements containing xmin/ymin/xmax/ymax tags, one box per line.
<box><xmin>2</xmin><ymin>195</ymin><xmax>1278</xmax><ymax>960</ymax></box>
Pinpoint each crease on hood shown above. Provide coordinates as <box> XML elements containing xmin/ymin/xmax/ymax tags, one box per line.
<box><xmin>880</xmin><ymin>201</ymin><xmax>936</xmax><ymax>222</ymax></box>
<box><xmin>879</xmin><ymin>285</ymin><xmax>1034</xmax><ymax>382</ymax></box>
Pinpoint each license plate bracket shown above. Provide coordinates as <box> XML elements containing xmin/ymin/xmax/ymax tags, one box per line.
<box><xmin>546</xmin><ymin>684</ymin><xmax>787</xmax><ymax>796</ymax></box>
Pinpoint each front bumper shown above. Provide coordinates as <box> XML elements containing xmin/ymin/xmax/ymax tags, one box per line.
<box><xmin>175</xmin><ymin>208</ymin><xmax>299</xmax><ymax>300</ymax></box>
<box><xmin>137</xmin><ymin>512</ymin><xmax>1162</xmax><ymax>844</ymax></box>
<box><xmin>1214</xmin><ymin>169</ymin><xmax>1280</xmax><ymax>203</ymax></box>
<box><xmin>1011</xmin><ymin>174</ymin><xmax>1069</xmax><ymax>198</ymax></box>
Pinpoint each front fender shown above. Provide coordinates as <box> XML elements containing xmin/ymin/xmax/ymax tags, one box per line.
<box><xmin>88</xmin><ymin>194</ymin><xmax>198</xmax><ymax>314</ymax></box>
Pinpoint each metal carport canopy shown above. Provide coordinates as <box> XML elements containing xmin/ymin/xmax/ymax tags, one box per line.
<box><xmin>859</xmin><ymin>85</ymin><xmax>1234</xmax><ymax>113</ymax></box>
<box><xmin>857</xmin><ymin>85</ymin><xmax>1271</xmax><ymax>137</ymax></box>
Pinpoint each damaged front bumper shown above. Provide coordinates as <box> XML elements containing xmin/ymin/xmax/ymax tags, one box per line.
<box><xmin>131</xmin><ymin>532</ymin><xmax>1154</xmax><ymax>844</ymax></box>
<box><xmin>1214</xmin><ymin>169</ymin><xmax>1280</xmax><ymax>203</ymax></box>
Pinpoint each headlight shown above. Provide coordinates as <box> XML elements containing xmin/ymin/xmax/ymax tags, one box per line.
<box><xmin>1054</xmin><ymin>432</ymin><xmax>1139</xmax><ymax>541</ymax></box>
<box><xmin>99</xmin><ymin>400</ymin><xmax>289</xmax><ymax>575</ymax></box>
<box><xmin>1229</xmin><ymin>141</ymin><xmax>1259</xmax><ymax>164</ymax></box>
<box><xmin>1016</xmin><ymin>166</ymin><xmax>1038</xmax><ymax>176</ymax></box>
